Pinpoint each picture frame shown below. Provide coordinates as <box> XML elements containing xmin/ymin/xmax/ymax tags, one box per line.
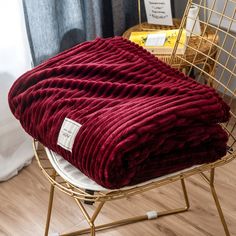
<box><xmin>137</xmin><ymin>0</ymin><xmax>175</xmax><ymax>30</ymax></box>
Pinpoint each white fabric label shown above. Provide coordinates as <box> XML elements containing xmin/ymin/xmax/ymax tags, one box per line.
<box><xmin>57</xmin><ymin>118</ymin><xmax>82</xmax><ymax>152</ymax></box>
<box><xmin>145</xmin><ymin>33</ymin><xmax>166</xmax><ymax>46</ymax></box>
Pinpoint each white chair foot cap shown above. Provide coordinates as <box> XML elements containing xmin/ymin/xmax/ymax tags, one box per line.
<box><xmin>146</xmin><ymin>211</ymin><xmax>158</xmax><ymax>220</ymax></box>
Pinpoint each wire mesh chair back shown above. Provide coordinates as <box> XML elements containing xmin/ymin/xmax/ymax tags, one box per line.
<box><xmin>171</xmin><ymin>0</ymin><xmax>236</xmax><ymax>156</ymax></box>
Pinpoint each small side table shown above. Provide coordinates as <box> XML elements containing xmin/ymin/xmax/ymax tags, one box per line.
<box><xmin>122</xmin><ymin>19</ymin><xmax>218</xmax><ymax>75</ymax></box>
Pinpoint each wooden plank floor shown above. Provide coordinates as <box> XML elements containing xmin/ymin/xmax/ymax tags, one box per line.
<box><xmin>0</xmin><ymin>158</ymin><xmax>236</xmax><ymax>236</ymax></box>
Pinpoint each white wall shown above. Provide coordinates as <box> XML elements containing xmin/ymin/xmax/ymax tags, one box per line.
<box><xmin>0</xmin><ymin>0</ymin><xmax>34</xmax><ymax>181</ymax></box>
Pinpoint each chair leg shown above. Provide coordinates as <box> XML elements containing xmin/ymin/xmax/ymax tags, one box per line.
<box><xmin>90</xmin><ymin>225</ymin><xmax>95</xmax><ymax>236</ymax></box>
<box><xmin>61</xmin><ymin>181</ymin><xmax>190</xmax><ymax>236</ymax></box>
<box><xmin>210</xmin><ymin>168</ymin><xmax>230</xmax><ymax>236</ymax></box>
<box><xmin>45</xmin><ymin>171</ymin><xmax>56</xmax><ymax>236</ymax></box>
<box><xmin>180</xmin><ymin>178</ymin><xmax>190</xmax><ymax>210</ymax></box>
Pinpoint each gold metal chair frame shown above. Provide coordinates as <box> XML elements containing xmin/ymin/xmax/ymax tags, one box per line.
<box><xmin>33</xmin><ymin>141</ymin><xmax>235</xmax><ymax>236</ymax></box>
<box><xmin>33</xmin><ymin>0</ymin><xmax>236</xmax><ymax>235</ymax></box>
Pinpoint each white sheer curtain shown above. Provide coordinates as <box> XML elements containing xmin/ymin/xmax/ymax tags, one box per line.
<box><xmin>0</xmin><ymin>0</ymin><xmax>33</xmax><ymax>181</ymax></box>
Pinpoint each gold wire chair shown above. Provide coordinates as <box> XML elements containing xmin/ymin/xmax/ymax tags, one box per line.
<box><xmin>33</xmin><ymin>0</ymin><xmax>236</xmax><ymax>235</ymax></box>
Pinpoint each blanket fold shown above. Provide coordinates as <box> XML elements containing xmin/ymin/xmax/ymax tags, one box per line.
<box><xmin>9</xmin><ymin>37</ymin><xmax>230</xmax><ymax>189</ymax></box>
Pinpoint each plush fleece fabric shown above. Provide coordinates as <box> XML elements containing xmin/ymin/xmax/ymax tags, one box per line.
<box><xmin>9</xmin><ymin>37</ymin><xmax>230</xmax><ymax>189</ymax></box>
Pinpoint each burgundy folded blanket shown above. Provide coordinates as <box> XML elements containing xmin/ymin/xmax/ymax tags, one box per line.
<box><xmin>9</xmin><ymin>37</ymin><xmax>230</xmax><ymax>189</ymax></box>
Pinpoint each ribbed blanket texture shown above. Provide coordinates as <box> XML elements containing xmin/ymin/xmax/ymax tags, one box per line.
<box><xmin>9</xmin><ymin>37</ymin><xmax>230</xmax><ymax>189</ymax></box>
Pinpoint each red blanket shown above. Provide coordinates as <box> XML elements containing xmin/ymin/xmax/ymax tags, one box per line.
<box><xmin>9</xmin><ymin>37</ymin><xmax>230</xmax><ymax>189</ymax></box>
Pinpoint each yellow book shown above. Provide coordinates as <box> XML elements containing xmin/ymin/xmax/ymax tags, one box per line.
<box><xmin>129</xmin><ymin>29</ymin><xmax>187</xmax><ymax>55</ymax></box>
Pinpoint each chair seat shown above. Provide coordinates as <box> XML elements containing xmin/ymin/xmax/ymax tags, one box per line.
<box><xmin>45</xmin><ymin>147</ymin><xmax>199</xmax><ymax>192</ymax></box>
<box><xmin>45</xmin><ymin>148</ymin><xmax>108</xmax><ymax>192</ymax></box>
